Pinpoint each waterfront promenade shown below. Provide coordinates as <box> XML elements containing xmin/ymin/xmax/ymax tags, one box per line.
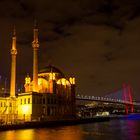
<box><xmin>0</xmin><ymin>116</ymin><xmax>110</xmax><ymax>131</ymax></box>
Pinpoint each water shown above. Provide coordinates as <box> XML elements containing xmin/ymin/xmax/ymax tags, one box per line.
<box><xmin>0</xmin><ymin>119</ymin><xmax>140</xmax><ymax>140</ymax></box>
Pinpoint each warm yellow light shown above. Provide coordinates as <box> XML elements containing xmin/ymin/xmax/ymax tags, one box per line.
<box><xmin>52</xmin><ymin>73</ymin><xmax>55</xmax><ymax>80</ymax></box>
<box><xmin>73</xmin><ymin>78</ymin><xmax>75</xmax><ymax>84</ymax></box>
<box><xmin>49</xmin><ymin>73</ymin><xmax>55</xmax><ymax>80</ymax></box>
<box><xmin>57</xmin><ymin>78</ymin><xmax>70</xmax><ymax>86</ymax></box>
<box><xmin>37</xmin><ymin>78</ymin><xmax>49</xmax><ymax>93</ymax></box>
<box><xmin>69</xmin><ymin>77</ymin><xmax>73</xmax><ymax>84</ymax></box>
<box><xmin>49</xmin><ymin>73</ymin><xmax>53</xmax><ymax>80</ymax></box>
<box><xmin>22</xmin><ymin>105</ymin><xmax>30</xmax><ymax>114</ymax></box>
<box><xmin>57</xmin><ymin>80</ymin><xmax>61</xmax><ymax>84</ymax></box>
<box><xmin>69</xmin><ymin>77</ymin><xmax>75</xmax><ymax>84</ymax></box>
<box><xmin>66</xmin><ymin>81</ymin><xmax>70</xmax><ymax>85</ymax></box>
<box><xmin>25</xmin><ymin>75</ymin><xmax>31</xmax><ymax>84</ymax></box>
<box><xmin>62</xmin><ymin>79</ymin><xmax>66</xmax><ymax>85</ymax></box>
<box><xmin>38</xmin><ymin>78</ymin><xmax>42</xmax><ymax>85</ymax></box>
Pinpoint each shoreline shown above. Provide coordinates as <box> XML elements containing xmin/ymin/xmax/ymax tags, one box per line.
<box><xmin>0</xmin><ymin>117</ymin><xmax>110</xmax><ymax>131</ymax></box>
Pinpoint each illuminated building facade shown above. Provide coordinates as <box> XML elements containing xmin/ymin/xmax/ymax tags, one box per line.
<box><xmin>18</xmin><ymin>65</ymin><xmax>76</xmax><ymax>122</ymax></box>
<box><xmin>0</xmin><ymin>24</ymin><xmax>76</xmax><ymax>124</ymax></box>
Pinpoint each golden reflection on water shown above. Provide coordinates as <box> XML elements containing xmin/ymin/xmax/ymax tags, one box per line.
<box><xmin>1</xmin><ymin>121</ymin><xmax>140</xmax><ymax>140</ymax></box>
<box><xmin>1</xmin><ymin>126</ymin><xmax>83</xmax><ymax>140</ymax></box>
<box><xmin>5</xmin><ymin>129</ymin><xmax>35</xmax><ymax>140</ymax></box>
<box><xmin>34</xmin><ymin>126</ymin><xmax>83</xmax><ymax>140</ymax></box>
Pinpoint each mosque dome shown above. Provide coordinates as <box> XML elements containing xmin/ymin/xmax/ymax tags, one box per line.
<box><xmin>39</xmin><ymin>65</ymin><xmax>64</xmax><ymax>75</ymax></box>
<box><xmin>38</xmin><ymin>65</ymin><xmax>65</xmax><ymax>79</ymax></box>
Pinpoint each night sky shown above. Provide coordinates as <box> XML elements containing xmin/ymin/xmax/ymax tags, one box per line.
<box><xmin>0</xmin><ymin>0</ymin><xmax>140</xmax><ymax>99</ymax></box>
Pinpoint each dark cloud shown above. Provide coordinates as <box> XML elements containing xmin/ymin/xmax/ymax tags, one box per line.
<box><xmin>0</xmin><ymin>0</ymin><xmax>140</xmax><ymax>100</ymax></box>
<box><xmin>103</xmin><ymin>52</ymin><xmax>116</xmax><ymax>62</ymax></box>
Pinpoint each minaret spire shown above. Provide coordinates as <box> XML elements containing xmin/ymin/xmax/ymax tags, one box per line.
<box><xmin>32</xmin><ymin>20</ymin><xmax>39</xmax><ymax>92</ymax></box>
<box><xmin>10</xmin><ymin>26</ymin><xmax>17</xmax><ymax>97</ymax></box>
<box><xmin>13</xmin><ymin>25</ymin><xmax>16</xmax><ymax>36</ymax></box>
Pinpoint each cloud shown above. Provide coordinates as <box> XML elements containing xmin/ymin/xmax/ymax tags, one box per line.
<box><xmin>0</xmin><ymin>0</ymin><xmax>140</xmax><ymax>99</ymax></box>
<box><xmin>37</xmin><ymin>20</ymin><xmax>140</xmax><ymax>99</ymax></box>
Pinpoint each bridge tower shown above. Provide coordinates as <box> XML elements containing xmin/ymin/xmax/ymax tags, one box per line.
<box><xmin>123</xmin><ymin>84</ymin><xmax>128</xmax><ymax>114</ymax></box>
<box><xmin>128</xmin><ymin>84</ymin><xmax>134</xmax><ymax>113</ymax></box>
<box><xmin>123</xmin><ymin>84</ymin><xmax>134</xmax><ymax>114</ymax></box>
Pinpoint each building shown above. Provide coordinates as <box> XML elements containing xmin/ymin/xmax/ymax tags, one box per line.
<box><xmin>0</xmin><ymin>23</ymin><xmax>76</xmax><ymax>124</ymax></box>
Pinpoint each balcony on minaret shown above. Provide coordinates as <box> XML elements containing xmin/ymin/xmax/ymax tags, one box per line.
<box><xmin>32</xmin><ymin>22</ymin><xmax>39</xmax><ymax>48</ymax></box>
<box><xmin>11</xmin><ymin>49</ymin><xmax>17</xmax><ymax>55</ymax></box>
<box><xmin>32</xmin><ymin>42</ymin><xmax>39</xmax><ymax>49</ymax></box>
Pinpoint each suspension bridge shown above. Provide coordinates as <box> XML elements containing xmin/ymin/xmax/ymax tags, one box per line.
<box><xmin>76</xmin><ymin>84</ymin><xmax>140</xmax><ymax>115</ymax></box>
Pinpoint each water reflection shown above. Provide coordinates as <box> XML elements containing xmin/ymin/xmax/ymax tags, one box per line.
<box><xmin>126</xmin><ymin>121</ymin><xmax>140</xmax><ymax>140</ymax></box>
<box><xmin>5</xmin><ymin>129</ymin><xmax>35</xmax><ymax>140</ymax></box>
<box><xmin>33</xmin><ymin>126</ymin><xmax>83</xmax><ymax>140</ymax></box>
<box><xmin>0</xmin><ymin>120</ymin><xmax>140</xmax><ymax>140</ymax></box>
<box><xmin>0</xmin><ymin>126</ymin><xmax>83</xmax><ymax>140</ymax></box>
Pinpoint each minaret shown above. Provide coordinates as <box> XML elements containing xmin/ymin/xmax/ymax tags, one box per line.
<box><xmin>32</xmin><ymin>21</ymin><xmax>39</xmax><ymax>92</ymax></box>
<box><xmin>10</xmin><ymin>27</ymin><xmax>17</xmax><ymax>97</ymax></box>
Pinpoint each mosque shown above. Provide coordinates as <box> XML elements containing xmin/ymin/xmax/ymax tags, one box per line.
<box><xmin>0</xmin><ymin>24</ymin><xmax>76</xmax><ymax>124</ymax></box>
